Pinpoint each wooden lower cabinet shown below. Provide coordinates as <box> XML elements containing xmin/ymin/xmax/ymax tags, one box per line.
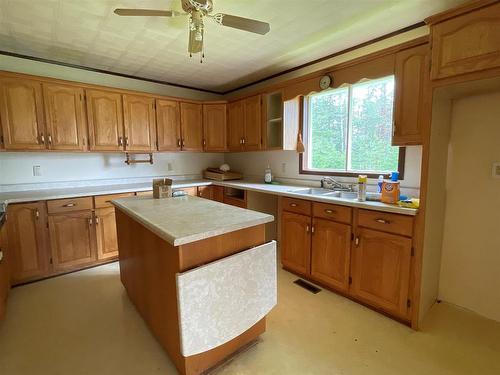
<box><xmin>281</xmin><ymin>211</ymin><xmax>311</xmax><ymax>275</ymax></box>
<box><xmin>310</xmin><ymin>218</ymin><xmax>351</xmax><ymax>293</ymax></box>
<box><xmin>95</xmin><ymin>207</ymin><xmax>119</xmax><ymax>260</ymax></box>
<box><xmin>350</xmin><ymin>227</ymin><xmax>412</xmax><ymax>319</ymax></box>
<box><xmin>48</xmin><ymin>210</ymin><xmax>97</xmax><ymax>272</ymax></box>
<box><xmin>197</xmin><ymin>186</ymin><xmax>213</xmax><ymax>200</ymax></box>
<box><xmin>6</xmin><ymin>202</ymin><xmax>50</xmax><ymax>284</ymax></box>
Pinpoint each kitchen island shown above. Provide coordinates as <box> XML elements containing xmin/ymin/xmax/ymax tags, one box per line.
<box><xmin>111</xmin><ymin>195</ymin><xmax>276</xmax><ymax>375</ymax></box>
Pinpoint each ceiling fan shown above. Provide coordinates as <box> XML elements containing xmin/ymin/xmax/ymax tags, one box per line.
<box><xmin>114</xmin><ymin>0</ymin><xmax>270</xmax><ymax>62</ymax></box>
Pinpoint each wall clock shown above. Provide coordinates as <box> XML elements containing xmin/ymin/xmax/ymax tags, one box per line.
<box><xmin>319</xmin><ymin>74</ymin><xmax>332</xmax><ymax>90</ymax></box>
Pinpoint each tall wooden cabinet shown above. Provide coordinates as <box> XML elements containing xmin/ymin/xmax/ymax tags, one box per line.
<box><xmin>43</xmin><ymin>83</ymin><xmax>87</xmax><ymax>151</ymax></box>
<box><xmin>123</xmin><ymin>94</ymin><xmax>156</xmax><ymax>152</ymax></box>
<box><xmin>0</xmin><ymin>78</ymin><xmax>45</xmax><ymax>150</ymax></box>
<box><xmin>393</xmin><ymin>43</ymin><xmax>429</xmax><ymax>145</ymax></box>
<box><xmin>86</xmin><ymin>89</ymin><xmax>124</xmax><ymax>151</ymax></box>
<box><xmin>203</xmin><ymin>104</ymin><xmax>227</xmax><ymax>151</ymax></box>
<box><xmin>350</xmin><ymin>228</ymin><xmax>412</xmax><ymax>318</ymax></box>
<box><xmin>180</xmin><ymin>102</ymin><xmax>203</xmax><ymax>151</ymax></box>
<box><xmin>6</xmin><ymin>202</ymin><xmax>50</xmax><ymax>284</ymax></box>
<box><xmin>156</xmin><ymin>99</ymin><xmax>181</xmax><ymax>151</ymax></box>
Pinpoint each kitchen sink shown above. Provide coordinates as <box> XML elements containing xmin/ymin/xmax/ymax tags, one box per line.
<box><xmin>288</xmin><ymin>188</ymin><xmax>358</xmax><ymax>200</ymax></box>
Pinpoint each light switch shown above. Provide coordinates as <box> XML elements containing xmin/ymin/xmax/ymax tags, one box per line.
<box><xmin>492</xmin><ymin>163</ymin><xmax>500</xmax><ymax>179</ymax></box>
<box><xmin>33</xmin><ymin>165</ymin><xmax>42</xmax><ymax>176</ymax></box>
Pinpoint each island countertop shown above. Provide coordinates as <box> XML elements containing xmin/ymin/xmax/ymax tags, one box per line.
<box><xmin>111</xmin><ymin>195</ymin><xmax>274</xmax><ymax>246</ymax></box>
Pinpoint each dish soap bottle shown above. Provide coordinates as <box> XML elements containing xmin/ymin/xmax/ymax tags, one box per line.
<box><xmin>264</xmin><ymin>165</ymin><xmax>272</xmax><ymax>184</ymax></box>
<box><xmin>358</xmin><ymin>175</ymin><xmax>367</xmax><ymax>201</ymax></box>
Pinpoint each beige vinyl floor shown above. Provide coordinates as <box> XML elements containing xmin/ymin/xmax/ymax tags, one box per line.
<box><xmin>0</xmin><ymin>262</ymin><xmax>499</xmax><ymax>375</ymax></box>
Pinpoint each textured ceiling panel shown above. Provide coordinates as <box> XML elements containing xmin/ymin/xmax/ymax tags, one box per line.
<box><xmin>0</xmin><ymin>0</ymin><xmax>465</xmax><ymax>92</ymax></box>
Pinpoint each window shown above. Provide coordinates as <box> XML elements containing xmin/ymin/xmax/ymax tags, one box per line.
<box><xmin>300</xmin><ymin>76</ymin><xmax>404</xmax><ymax>178</ymax></box>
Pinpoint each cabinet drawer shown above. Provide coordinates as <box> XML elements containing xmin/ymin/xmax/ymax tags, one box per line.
<box><xmin>313</xmin><ymin>202</ymin><xmax>352</xmax><ymax>224</ymax></box>
<box><xmin>47</xmin><ymin>197</ymin><xmax>93</xmax><ymax>214</ymax></box>
<box><xmin>94</xmin><ymin>193</ymin><xmax>134</xmax><ymax>208</ymax></box>
<box><xmin>281</xmin><ymin>197</ymin><xmax>311</xmax><ymax>216</ymax></box>
<box><xmin>223</xmin><ymin>196</ymin><xmax>247</xmax><ymax>209</ymax></box>
<box><xmin>357</xmin><ymin>209</ymin><xmax>413</xmax><ymax>237</ymax></box>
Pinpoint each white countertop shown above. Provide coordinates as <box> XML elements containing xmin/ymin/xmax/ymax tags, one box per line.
<box><xmin>0</xmin><ymin>178</ymin><xmax>417</xmax><ymax>216</ymax></box>
<box><xmin>112</xmin><ymin>195</ymin><xmax>274</xmax><ymax>246</ymax></box>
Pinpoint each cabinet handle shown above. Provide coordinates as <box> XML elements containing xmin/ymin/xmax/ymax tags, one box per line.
<box><xmin>62</xmin><ymin>203</ymin><xmax>76</xmax><ymax>208</ymax></box>
<box><xmin>34</xmin><ymin>209</ymin><xmax>40</xmax><ymax>220</ymax></box>
<box><xmin>289</xmin><ymin>203</ymin><xmax>297</xmax><ymax>207</ymax></box>
<box><xmin>311</xmin><ymin>225</ymin><xmax>315</xmax><ymax>234</ymax></box>
<box><xmin>324</xmin><ymin>209</ymin><xmax>335</xmax><ymax>214</ymax></box>
<box><xmin>306</xmin><ymin>224</ymin><xmax>309</xmax><ymax>233</ymax></box>
<box><xmin>181</xmin><ymin>139</ymin><xmax>185</xmax><ymax>147</ymax></box>
<box><xmin>355</xmin><ymin>236</ymin><xmax>360</xmax><ymax>247</ymax></box>
<box><xmin>177</xmin><ymin>139</ymin><xmax>181</xmax><ymax>147</ymax></box>
<box><xmin>88</xmin><ymin>218</ymin><xmax>93</xmax><ymax>226</ymax></box>
<box><xmin>95</xmin><ymin>217</ymin><xmax>100</xmax><ymax>225</ymax></box>
<box><xmin>47</xmin><ymin>134</ymin><xmax>53</xmax><ymax>145</ymax></box>
<box><xmin>125</xmin><ymin>137</ymin><xmax>129</xmax><ymax>147</ymax></box>
<box><xmin>242</xmin><ymin>137</ymin><xmax>246</xmax><ymax>145</ymax></box>
<box><xmin>203</xmin><ymin>139</ymin><xmax>206</xmax><ymax>147</ymax></box>
<box><xmin>39</xmin><ymin>133</ymin><xmax>45</xmax><ymax>144</ymax></box>
<box><xmin>0</xmin><ymin>250</ymin><xmax>3</xmax><ymax>263</ymax></box>
<box><xmin>375</xmin><ymin>218</ymin><xmax>390</xmax><ymax>224</ymax></box>
<box><xmin>118</xmin><ymin>136</ymin><xmax>123</xmax><ymax>146</ymax></box>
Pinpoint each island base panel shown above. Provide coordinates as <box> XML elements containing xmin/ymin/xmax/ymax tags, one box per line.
<box><xmin>115</xmin><ymin>208</ymin><xmax>268</xmax><ymax>375</ymax></box>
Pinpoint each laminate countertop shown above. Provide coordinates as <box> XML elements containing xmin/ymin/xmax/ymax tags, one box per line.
<box><xmin>111</xmin><ymin>195</ymin><xmax>274</xmax><ymax>246</ymax></box>
<box><xmin>0</xmin><ymin>179</ymin><xmax>418</xmax><ymax>216</ymax></box>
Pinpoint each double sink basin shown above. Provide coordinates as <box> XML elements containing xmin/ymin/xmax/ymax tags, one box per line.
<box><xmin>288</xmin><ymin>187</ymin><xmax>358</xmax><ymax>200</ymax></box>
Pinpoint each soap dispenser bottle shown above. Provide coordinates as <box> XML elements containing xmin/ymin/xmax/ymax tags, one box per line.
<box><xmin>264</xmin><ymin>165</ymin><xmax>272</xmax><ymax>184</ymax></box>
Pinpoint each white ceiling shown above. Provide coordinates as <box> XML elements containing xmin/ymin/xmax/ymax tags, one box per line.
<box><xmin>0</xmin><ymin>0</ymin><xmax>465</xmax><ymax>93</ymax></box>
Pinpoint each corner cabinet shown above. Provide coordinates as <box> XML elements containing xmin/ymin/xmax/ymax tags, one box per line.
<box><xmin>227</xmin><ymin>95</ymin><xmax>262</xmax><ymax>151</ymax></box>
<box><xmin>427</xmin><ymin>1</ymin><xmax>500</xmax><ymax>81</ymax></box>
<box><xmin>0</xmin><ymin>78</ymin><xmax>45</xmax><ymax>150</ymax></box>
<box><xmin>393</xmin><ymin>43</ymin><xmax>429</xmax><ymax>145</ymax></box>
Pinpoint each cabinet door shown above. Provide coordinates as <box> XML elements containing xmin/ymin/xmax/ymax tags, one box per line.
<box><xmin>95</xmin><ymin>207</ymin><xmax>119</xmax><ymax>261</ymax></box>
<box><xmin>281</xmin><ymin>211</ymin><xmax>311</xmax><ymax>275</ymax></box>
<box><xmin>197</xmin><ymin>186</ymin><xmax>213</xmax><ymax>200</ymax></box>
<box><xmin>393</xmin><ymin>44</ymin><xmax>428</xmax><ymax>145</ymax></box>
<box><xmin>243</xmin><ymin>95</ymin><xmax>262</xmax><ymax>151</ymax></box>
<box><xmin>203</xmin><ymin>104</ymin><xmax>227</xmax><ymax>152</ymax></box>
<box><xmin>430</xmin><ymin>3</ymin><xmax>500</xmax><ymax>80</ymax></box>
<box><xmin>212</xmin><ymin>186</ymin><xmax>224</xmax><ymax>202</ymax></box>
<box><xmin>86</xmin><ymin>89</ymin><xmax>124</xmax><ymax>151</ymax></box>
<box><xmin>0</xmin><ymin>78</ymin><xmax>45</xmax><ymax>150</ymax></box>
<box><xmin>350</xmin><ymin>228</ymin><xmax>412</xmax><ymax>318</ymax></box>
<box><xmin>123</xmin><ymin>94</ymin><xmax>156</xmax><ymax>151</ymax></box>
<box><xmin>227</xmin><ymin>100</ymin><xmax>244</xmax><ymax>151</ymax></box>
<box><xmin>48</xmin><ymin>210</ymin><xmax>97</xmax><ymax>272</ymax></box>
<box><xmin>156</xmin><ymin>99</ymin><xmax>181</xmax><ymax>151</ymax></box>
<box><xmin>43</xmin><ymin>83</ymin><xmax>87</xmax><ymax>151</ymax></box>
<box><xmin>180</xmin><ymin>102</ymin><xmax>203</xmax><ymax>151</ymax></box>
<box><xmin>0</xmin><ymin>225</ymin><xmax>9</xmax><ymax>320</ymax></box>
<box><xmin>7</xmin><ymin>202</ymin><xmax>50</xmax><ymax>284</ymax></box>
<box><xmin>311</xmin><ymin>218</ymin><xmax>351</xmax><ymax>293</ymax></box>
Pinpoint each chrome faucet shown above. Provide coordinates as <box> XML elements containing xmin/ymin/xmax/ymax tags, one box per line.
<box><xmin>320</xmin><ymin>177</ymin><xmax>356</xmax><ymax>192</ymax></box>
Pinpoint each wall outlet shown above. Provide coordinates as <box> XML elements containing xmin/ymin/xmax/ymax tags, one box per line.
<box><xmin>33</xmin><ymin>165</ymin><xmax>41</xmax><ymax>177</ymax></box>
<box><xmin>281</xmin><ymin>163</ymin><xmax>286</xmax><ymax>174</ymax></box>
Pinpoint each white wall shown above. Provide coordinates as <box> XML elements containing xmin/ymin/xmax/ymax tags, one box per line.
<box><xmin>0</xmin><ymin>152</ymin><xmax>224</xmax><ymax>186</ymax></box>
<box><xmin>224</xmin><ymin>146</ymin><xmax>422</xmax><ymax>196</ymax></box>
<box><xmin>438</xmin><ymin>91</ymin><xmax>500</xmax><ymax>322</ymax></box>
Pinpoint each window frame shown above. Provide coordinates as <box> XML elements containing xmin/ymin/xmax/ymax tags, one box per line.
<box><xmin>298</xmin><ymin>77</ymin><xmax>405</xmax><ymax>180</ymax></box>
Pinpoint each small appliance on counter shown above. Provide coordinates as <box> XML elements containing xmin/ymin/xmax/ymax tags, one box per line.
<box><xmin>203</xmin><ymin>164</ymin><xmax>243</xmax><ymax>181</ymax></box>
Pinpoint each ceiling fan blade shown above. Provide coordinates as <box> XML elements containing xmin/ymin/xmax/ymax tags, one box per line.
<box><xmin>114</xmin><ymin>8</ymin><xmax>181</xmax><ymax>17</ymax></box>
<box><xmin>213</xmin><ymin>14</ymin><xmax>270</xmax><ymax>35</ymax></box>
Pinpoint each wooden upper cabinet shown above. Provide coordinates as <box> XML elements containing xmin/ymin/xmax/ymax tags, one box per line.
<box><xmin>0</xmin><ymin>78</ymin><xmax>45</xmax><ymax>150</ymax></box>
<box><xmin>243</xmin><ymin>95</ymin><xmax>262</xmax><ymax>151</ymax></box>
<box><xmin>7</xmin><ymin>202</ymin><xmax>50</xmax><ymax>284</ymax></box>
<box><xmin>156</xmin><ymin>99</ymin><xmax>181</xmax><ymax>151</ymax></box>
<box><xmin>203</xmin><ymin>103</ymin><xmax>227</xmax><ymax>152</ymax></box>
<box><xmin>393</xmin><ymin>44</ymin><xmax>429</xmax><ymax>146</ymax></box>
<box><xmin>43</xmin><ymin>83</ymin><xmax>87</xmax><ymax>151</ymax></box>
<box><xmin>428</xmin><ymin>1</ymin><xmax>500</xmax><ymax>80</ymax></box>
<box><xmin>48</xmin><ymin>210</ymin><xmax>97</xmax><ymax>272</ymax></box>
<box><xmin>227</xmin><ymin>100</ymin><xmax>244</xmax><ymax>151</ymax></box>
<box><xmin>86</xmin><ymin>89</ymin><xmax>124</xmax><ymax>151</ymax></box>
<box><xmin>350</xmin><ymin>227</ymin><xmax>412</xmax><ymax>319</ymax></box>
<box><xmin>281</xmin><ymin>211</ymin><xmax>311</xmax><ymax>275</ymax></box>
<box><xmin>180</xmin><ymin>102</ymin><xmax>203</xmax><ymax>151</ymax></box>
<box><xmin>123</xmin><ymin>94</ymin><xmax>156</xmax><ymax>152</ymax></box>
<box><xmin>311</xmin><ymin>218</ymin><xmax>351</xmax><ymax>293</ymax></box>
